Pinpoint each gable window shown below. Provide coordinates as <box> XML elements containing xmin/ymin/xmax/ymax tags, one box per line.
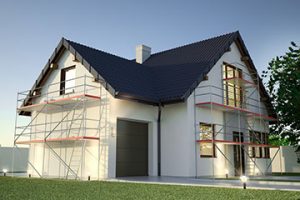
<box><xmin>60</xmin><ymin>66</ymin><xmax>75</xmax><ymax>95</ymax></box>
<box><xmin>223</xmin><ymin>64</ymin><xmax>243</xmax><ymax>108</ymax></box>
<box><xmin>199</xmin><ymin>123</ymin><xmax>216</xmax><ymax>157</ymax></box>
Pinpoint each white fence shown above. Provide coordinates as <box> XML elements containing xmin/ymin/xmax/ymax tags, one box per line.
<box><xmin>0</xmin><ymin>147</ymin><xmax>29</xmax><ymax>174</ymax></box>
<box><xmin>270</xmin><ymin>146</ymin><xmax>300</xmax><ymax>173</ymax></box>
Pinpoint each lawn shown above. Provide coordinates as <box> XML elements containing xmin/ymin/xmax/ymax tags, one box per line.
<box><xmin>0</xmin><ymin>177</ymin><xmax>299</xmax><ymax>200</ymax></box>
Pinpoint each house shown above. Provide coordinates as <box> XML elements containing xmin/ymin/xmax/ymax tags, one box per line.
<box><xmin>14</xmin><ymin>31</ymin><xmax>277</xmax><ymax>180</ymax></box>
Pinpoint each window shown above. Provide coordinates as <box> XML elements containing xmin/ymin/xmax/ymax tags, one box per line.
<box><xmin>199</xmin><ymin>123</ymin><xmax>216</xmax><ymax>157</ymax></box>
<box><xmin>263</xmin><ymin>133</ymin><xmax>270</xmax><ymax>158</ymax></box>
<box><xmin>249</xmin><ymin>132</ymin><xmax>256</xmax><ymax>158</ymax></box>
<box><xmin>249</xmin><ymin>131</ymin><xmax>269</xmax><ymax>158</ymax></box>
<box><xmin>223</xmin><ymin>64</ymin><xmax>243</xmax><ymax>108</ymax></box>
<box><xmin>60</xmin><ymin>66</ymin><xmax>75</xmax><ymax>95</ymax></box>
<box><xmin>258</xmin><ymin>134</ymin><xmax>263</xmax><ymax>158</ymax></box>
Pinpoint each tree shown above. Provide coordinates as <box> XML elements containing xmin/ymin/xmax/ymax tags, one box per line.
<box><xmin>268</xmin><ymin>134</ymin><xmax>290</xmax><ymax>146</ymax></box>
<box><xmin>262</xmin><ymin>42</ymin><xmax>300</xmax><ymax>145</ymax></box>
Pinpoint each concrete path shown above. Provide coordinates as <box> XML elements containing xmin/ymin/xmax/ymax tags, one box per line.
<box><xmin>111</xmin><ymin>176</ymin><xmax>300</xmax><ymax>191</ymax></box>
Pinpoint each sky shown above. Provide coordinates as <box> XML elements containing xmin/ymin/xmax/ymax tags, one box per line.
<box><xmin>0</xmin><ymin>0</ymin><xmax>299</xmax><ymax>147</ymax></box>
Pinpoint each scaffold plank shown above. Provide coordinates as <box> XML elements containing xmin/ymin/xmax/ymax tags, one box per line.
<box><xmin>18</xmin><ymin>94</ymin><xmax>101</xmax><ymax>112</ymax></box>
<box><xmin>15</xmin><ymin>136</ymin><xmax>100</xmax><ymax>144</ymax></box>
<box><xmin>195</xmin><ymin>101</ymin><xmax>277</xmax><ymax>121</ymax></box>
<box><xmin>223</xmin><ymin>77</ymin><xmax>256</xmax><ymax>88</ymax></box>
<box><xmin>196</xmin><ymin>139</ymin><xmax>279</xmax><ymax>148</ymax></box>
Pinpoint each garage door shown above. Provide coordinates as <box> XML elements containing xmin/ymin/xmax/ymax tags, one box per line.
<box><xmin>116</xmin><ymin>119</ymin><xmax>148</xmax><ymax>177</ymax></box>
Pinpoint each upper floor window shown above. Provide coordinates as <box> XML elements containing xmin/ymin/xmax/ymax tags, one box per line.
<box><xmin>223</xmin><ymin>64</ymin><xmax>243</xmax><ymax>108</ymax></box>
<box><xmin>60</xmin><ymin>66</ymin><xmax>75</xmax><ymax>95</ymax></box>
<box><xmin>199</xmin><ymin>123</ymin><xmax>216</xmax><ymax>157</ymax></box>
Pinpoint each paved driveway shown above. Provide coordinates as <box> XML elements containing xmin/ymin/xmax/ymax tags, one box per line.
<box><xmin>112</xmin><ymin>176</ymin><xmax>300</xmax><ymax>191</ymax></box>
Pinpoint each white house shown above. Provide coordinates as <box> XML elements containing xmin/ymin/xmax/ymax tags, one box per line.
<box><xmin>14</xmin><ymin>31</ymin><xmax>277</xmax><ymax>180</ymax></box>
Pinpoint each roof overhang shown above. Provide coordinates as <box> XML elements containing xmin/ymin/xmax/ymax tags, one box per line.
<box><xmin>234</xmin><ymin>32</ymin><xmax>277</xmax><ymax>120</ymax></box>
<box><xmin>20</xmin><ymin>38</ymin><xmax>117</xmax><ymax>115</ymax></box>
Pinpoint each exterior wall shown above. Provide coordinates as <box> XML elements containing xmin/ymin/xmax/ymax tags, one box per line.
<box><xmin>191</xmin><ymin>42</ymin><xmax>271</xmax><ymax>177</ymax></box>
<box><xmin>108</xmin><ymin>97</ymin><xmax>158</xmax><ymax>178</ymax></box>
<box><xmin>28</xmin><ymin>50</ymin><xmax>104</xmax><ymax>179</ymax></box>
<box><xmin>24</xmin><ymin>41</ymin><xmax>272</xmax><ymax>179</ymax></box>
<box><xmin>271</xmin><ymin>146</ymin><xmax>300</xmax><ymax>173</ymax></box>
<box><xmin>160</xmin><ymin>102</ymin><xmax>193</xmax><ymax>176</ymax></box>
<box><xmin>0</xmin><ymin>147</ymin><xmax>29</xmax><ymax>173</ymax></box>
<box><xmin>27</xmin><ymin>50</ymin><xmax>159</xmax><ymax>179</ymax></box>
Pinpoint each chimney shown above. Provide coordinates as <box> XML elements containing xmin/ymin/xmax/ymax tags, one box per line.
<box><xmin>136</xmin><ymin>45</ymin><xmax>151</xmax><ymax>64</ymax></box>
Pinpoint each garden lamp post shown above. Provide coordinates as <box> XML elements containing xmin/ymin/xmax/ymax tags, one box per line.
<box><xmin>240</xmin><ymin>175</ymin><xmax>248</xmax><ymax>189</ymax></box>
<box><xmin>3</xmin><ymin>169</ymin><xmax>7</xmax><ymax>176</ymax></box>
<box><xmin>87</xmin><ymin>172</ymin><xmax>91</xmax><ymax>181</ymax></box>
<box><xmin>28</xmin><ymin>170</ymin><xmax>32</xmax><ymax>178</ymax></box>
<box><xmin>225</xmin><ymin>169</ymin><xmax>229</xmax><ymax>179</ymax></box>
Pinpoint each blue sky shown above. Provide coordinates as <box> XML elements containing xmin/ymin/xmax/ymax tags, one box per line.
<box><xmin>0</xmin><ymin>0</ymin><xmax>299</xmax><ymax>146</ymax></box>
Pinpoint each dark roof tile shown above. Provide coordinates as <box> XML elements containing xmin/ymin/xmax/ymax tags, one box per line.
<box><xmin>22</xmin><ymin>31</ymin><xmax>275</xmax><ymax>118</ymax></box>
<box><xmin>143</xmin><ymin>32</ymin><xmax>236</xmax><ymax>67</ymax></box>
<box><xmin>67</xmin><ymin>40</ymin><xmax>159</xmax><ymax>102</ymax></box>
<box><xmin>66</xmin><ymin>32</ymin><xmax>238</xmax><ymax>104</ymax></box>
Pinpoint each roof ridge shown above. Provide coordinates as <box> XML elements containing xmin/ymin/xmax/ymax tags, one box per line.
<box><xmin>149</xmin><ymin>31</ymin><xmax>238</xmax><ymax>58</ymax></box>
<box><xmin>66</xmin><ymin>39</ymin><xmax>142</xmax><ymax>65</ymax></box>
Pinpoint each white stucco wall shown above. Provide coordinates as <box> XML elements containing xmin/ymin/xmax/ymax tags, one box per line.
<box><xmin>191</xmin><ymin>42</ymin><xmax>271</xmax><ymax>177</ymax></box>
<box><xmin>161</xmin><ymin>102</ymin><xmax>192</xmax><ymax>176</ymax></box>
<box><xmin>271</xmin><ymin>146</ymin><xmax>300</xmax><ymax>173</ymax></box>
<box><xmin>27</xmin><ymin>50</ymin><xmax>105</xmax><ymax>179</ymax></box>
<box><xmin>108</xmin><ymin>97</ymin><xmax>158</xmax><ymax>178</ymax></box>
<box><xmin>25</xmin><ymin>50</ymin><xmax>160</xmax><ymax>179</ymax></box>
<box><xmin>22</xmin><ymin>40</ymin><xmax>272</xmax><ymax>179</ymax></box>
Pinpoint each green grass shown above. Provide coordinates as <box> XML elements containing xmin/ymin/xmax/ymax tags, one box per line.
<box><xmin>0</xmin><ymin>177</ymin><xmax>299</xmax><ymax>200</ymax></box>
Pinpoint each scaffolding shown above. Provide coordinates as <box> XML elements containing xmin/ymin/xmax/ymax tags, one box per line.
<box><xmin>193</xmin><ymin>63</ymin><xmax>280</xmax><ymax>178</ymax></box>
<box><xmin>14</xmin><ymin>75</ymin><xmax>109</xmax><ymax>180</ymax></box>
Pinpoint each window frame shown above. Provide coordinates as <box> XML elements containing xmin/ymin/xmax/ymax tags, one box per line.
<box><xmin>60</xmin><ymin>65</ymin><xmax>76</xmax><ymax>95</ymax></box>
<box><xmin>250</xmin><ymin>131</ymin><xmax>256</xmax><ymax>158</ymax></box>
<box><xmin>250</xmin><ymin>131</ymin><xmax>270</xmax><ymax>159</ymax></box>
<box><xmin>223</xmin><ymin>63</ymin><xmax>243</xmax><ymax>108</ymax></box>
<box><xmin>199</xmin><ymin>123</ymin><xmax>216</xmax><ymax>158</ymax></box>
<box><xmin>263</xmin><ymin>133</ymin><xmax>270</xmax><ymax>158</ymax></box>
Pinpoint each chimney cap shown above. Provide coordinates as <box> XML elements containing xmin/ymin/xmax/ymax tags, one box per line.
<box><xmin>136</xmin><ymin>44</ymin><xmax>151</xmax><ymax>51</ymax></box>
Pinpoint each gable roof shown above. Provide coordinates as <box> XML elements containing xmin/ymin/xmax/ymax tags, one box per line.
<box><xmin>143</xmin><ymin>32</ymin><xmax>236</xmax><ymax>67</ymax></box>
<box><xmin>67</xmin><ymin>40</ymin><xmax>159</xmax><ymax>104</ymax></box>
<box><xmin>24</xmin><ymin>31</ymin><xmax>276</xmax><ymax>117</ymax></box>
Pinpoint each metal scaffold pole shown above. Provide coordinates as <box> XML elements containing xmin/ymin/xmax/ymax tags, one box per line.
<box><xmin>210</xmin><ymin>85</ymin><xmax>215</xmax><ymax>179</ymax></box>
<box><xmin>97</xmin><ymin>85</ymin><xmax>102</xmax><ymax>180</ymax></box>
<box><xmin>193</xmin><ymin>90</ymin><xmax>198</xmax><ymax>178</ymax></box>
<box><xmin>14</xmin><ymin>75</ymin><xmax>105</xmax><ymax>180</ymax></box>
<box><xmin>12</xmin><ymin>92</ymin><xmax>19</xmax><ymax>177</ymax></box>
<box><xmin>194</xmin><ymin>63</ymin><xmax>277</xmax><ymax>180</ymax></box>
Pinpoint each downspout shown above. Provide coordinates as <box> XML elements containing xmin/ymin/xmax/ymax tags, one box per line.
<box><xmin>157</xmin><ymin>103</ymin><xmax>162</xmax><ymax>176</ymax></box>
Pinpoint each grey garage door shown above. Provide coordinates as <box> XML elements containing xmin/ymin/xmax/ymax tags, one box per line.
<box><xmin>116</xmin><ymin>119</ymin><xmax>148</xmax><ymax>177</ymax></box>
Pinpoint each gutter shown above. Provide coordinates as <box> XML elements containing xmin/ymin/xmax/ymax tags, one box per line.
<box><xmin>157</xmin><ymin>103</ymin><xmax>162</xmax><ymax>176</ymax></box>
